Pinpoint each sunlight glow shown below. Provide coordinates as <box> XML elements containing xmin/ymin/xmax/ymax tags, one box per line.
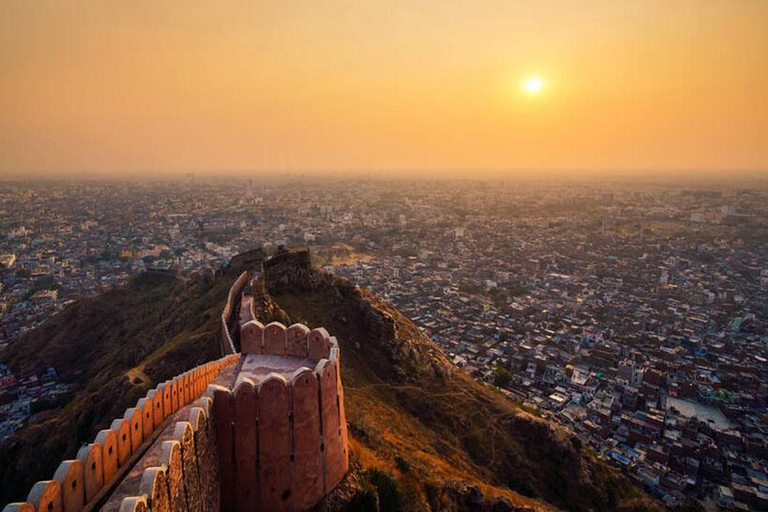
<box><xmin>524</xmin><ymin>77</ymin><xmax>543</xmax><ymax>94</ymax></box>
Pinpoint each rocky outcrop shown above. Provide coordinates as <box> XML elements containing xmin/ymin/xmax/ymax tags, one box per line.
<box><xmin>349</xmin><ymin>285</ymin><xmax>453</xmax><ymax>380</ymax></box>
<box><xmin>260</xmin><ymin>248</ymin><xmax>452</xmax><ymax>381</ymax></box>
<box><xmin>263</xmin><ymin>246</ymin><xmax>314</xmax><ymax>291</ymax></box>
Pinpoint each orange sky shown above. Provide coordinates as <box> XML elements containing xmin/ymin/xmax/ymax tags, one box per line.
<box><xmin>1</xmin><ymin>0</ymin><xmax>767</xmax><ymax>177</ymax></box>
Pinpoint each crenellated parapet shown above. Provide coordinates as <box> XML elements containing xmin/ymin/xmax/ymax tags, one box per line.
<box><xmin>124</xmin><ymin>402</ymin><xmax>219</xmax><ymax>512</ymax></box>
<box><xmin>2</xmin><ymin>354</ymin><xmax>240</xmax><ymax>512</ymax></box>
<box><xmin>107</xmin><ymin>320</ymin><xmax>346</xmax><ymax>512</ymax></box>
<box><xmin>113</xmin><ymin>321</ymin><xmax>348</xmax><ymax>512</ymax></box>
<box><xmin>211</xmin><ymin>320</ymin><xmax>349</xmax><ymax>511</ymax></box>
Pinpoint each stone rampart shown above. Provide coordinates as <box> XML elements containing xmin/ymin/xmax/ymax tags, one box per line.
<box><xmin>112</xmin><ymin>321</ymin><xmax>348</xmax><ymax>512</ymax></box>
<box><xmin>2</xmin><ymin>355</ymin><xmax>240</xmax><ymax>512</ymax></box>
<box><xmin>213</xmin><ymin>321</ymin><xmax>349</xmax><ymax>512</ymax></box>
<box><xmin>220</xmin><ymin>272</ymin><xmax>249</xmax><ymax>355</ymax></box>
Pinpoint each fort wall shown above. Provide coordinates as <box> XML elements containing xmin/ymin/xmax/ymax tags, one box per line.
<box><xmin>3</xmin><ymin>355</ymin><xmax>240</xmax><ymax>512</ymax></box>
<box><xmin>110</xmin><ymin>319</ymin><xmax>348</xmax><ymax>512</ymax></box>
<box><xmin>114</xmin><ymin>321</ymin><xmax>348</xmax><ymax>512</ymax></box>
<box><xmin>220</xmin><ymin>271</ymin><xmax>249</xmax><ymax>356</ymax></box>
<box><xmin>4</xmin><ymin>260</ymin><xmax>349</xmax><ymax>512</ymax></box>
<box><xmin>217</xmin><ymin>321</ymin><xmax>349</xmax><ymax>511</ymax></box>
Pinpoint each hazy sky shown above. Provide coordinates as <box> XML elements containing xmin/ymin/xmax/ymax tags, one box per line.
<box><xmin>1</xmin><ymin>0</ymin><xmax>767</xmax><ymax>176</ymax></box>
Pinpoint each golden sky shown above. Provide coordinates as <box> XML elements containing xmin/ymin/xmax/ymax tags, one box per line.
<box><xmin>1</xmin><ymin>0</ymin><xmax>767</xmax><ymax>176</ymax></box>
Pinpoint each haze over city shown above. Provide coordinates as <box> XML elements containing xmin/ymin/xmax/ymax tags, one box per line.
<box><xmin>2</xmin><ymin>0</ymin><xmax>767</xmax><ymax>177</ymax></box>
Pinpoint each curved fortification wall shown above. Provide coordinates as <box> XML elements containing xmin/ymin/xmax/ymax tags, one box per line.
<box><xmin>3</xmin><ymin>355</ymin><xmax>240</xmax><ymax>512</ymax></box>
<box><xmin>213</xmin><ymin>320</ymin><xmax>349</xmax><ymax>512</ymax></box>
<box><xmin>4</xmin><ymin>266</ymin><xmax>349</xmax><ymax>512</ymax></box>
<box><xmin>220</xmin><ymin>271</ymin><xmax>249</xmax><ymax>355</ymax></box>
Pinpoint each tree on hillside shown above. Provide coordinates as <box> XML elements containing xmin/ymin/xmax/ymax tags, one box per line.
<box><xmin>492</xmin><ymin>365</ymin><xmax>512</xmax><ymax>388</ymax></box>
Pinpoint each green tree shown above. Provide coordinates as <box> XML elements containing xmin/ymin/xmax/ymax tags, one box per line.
<box><xmin>493</xmin><ymin>365</ymin><xmax>512</xmax><ymax>388</ymax></box>
<box><xmin>459</xmin><ymin>283</ymin><xmax>482</xmax><ymax>294</ymax></box>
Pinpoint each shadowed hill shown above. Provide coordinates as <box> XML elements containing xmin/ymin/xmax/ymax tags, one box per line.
<box><xmin>0</xmin><ymin>271</ymin><xmax>236</xmax><ymax>505</ymax></box>
<box><xmin>249</xmin><ymin>252</ymin><xmax>655</xmax><ymax>511</ymax></box>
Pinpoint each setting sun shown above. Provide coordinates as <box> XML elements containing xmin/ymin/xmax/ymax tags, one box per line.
<box><xmin>524</xmin><ymin>77</ymin><xmax>544</xmax><ymax>94</ymax></box>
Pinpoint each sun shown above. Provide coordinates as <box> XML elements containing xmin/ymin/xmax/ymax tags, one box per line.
<box><xmin>523</xmin><ymin>77</ymin><xmax>543</xmax><ymax>94</ymax></box>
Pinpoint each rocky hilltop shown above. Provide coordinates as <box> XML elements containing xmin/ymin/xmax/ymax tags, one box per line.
<box><xmin>0</xmin><ymin>248</ymin><xmax>654</xmax><ymax>511</ymax></box>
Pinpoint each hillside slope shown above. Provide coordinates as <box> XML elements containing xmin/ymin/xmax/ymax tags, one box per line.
<box><xmin>1</xmin><ymin>256</ymin><xmax>654</xmax><ymax>511</ymax></box>
<box><xmin>0</xmin><ymin>271</ymin><xmax>235</xmax><ymax>504</ymax></box>
<box><xmin>251</xmin><ymin>252</ymin><xmax>655</xmax><ymax>511</ymax></box>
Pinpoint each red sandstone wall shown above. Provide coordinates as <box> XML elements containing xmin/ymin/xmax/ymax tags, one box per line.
<box><xmin>2</xmin><ymin>355</ymin><xmax>240</xmax><ymax>512</ymax></box>
<box><xmin>210</xmin><ymin>326</ymin><xmax>348</xmax><ymax>512</ymax></box>
<box><xmin>240</xmin><ymin>320</ymin><xmax>335</xmax><ymax>362</ymax></box>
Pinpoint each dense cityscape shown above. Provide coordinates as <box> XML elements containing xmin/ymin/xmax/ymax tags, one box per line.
<box><xmin>1</xmin><ymin>177</ymin><xmax>767</xmax><ymax>509</ymax></box>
